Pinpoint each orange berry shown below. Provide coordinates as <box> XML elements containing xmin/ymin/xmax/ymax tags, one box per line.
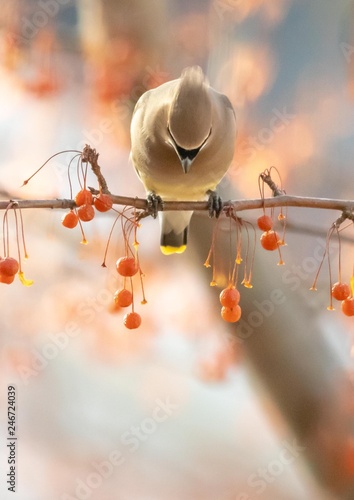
<box><xmin>0</xmin><ymin>274</ymin><xmax>15</xmax><ymax>284</ymax></box>
<box><xmin>0</xmin><ymin>257</ymin><xmax>19</xmax><ymax>276</ymax></box>
<box><xmin>219</xmin><ymin>287</ymin><xmax>240</xmax><ymax>308</ymax></box>
<box><xmin>94</xmin><ymin>193</ymin><xmax>113</xmax><ymax>212</ymax></box>
<box><xmin>342</xmin><ymin>298</ymin><xmax>354</xmax><ymax>317</ymax></box>
<box><xmin>77</xmin><ymin>204</ymin><xmax>95</xmax><ymax>222</ymax></box>
<box><xmin>221</xmin><ymin>305</ymin><xmax>242</xmax><ymax>323</ymax></box>
<box><xmin>124</xmin><ymin>312</ymin><xmax>142</xmax><ymax>329</ymax></box>
<box><xmin>260</xmin><ymin>230</ymin><xmax>279</xmax><ymax>251</ymax></box>
<box><xmin>116</xmin><ymin>257</ymin><xmax>138</xmax><ymax>277</ymax></box>
<box><xmin>257</xmin><ymin>214</ymin><xmax>273</xmax><ymax>231</ymax></box>
<box><xmin>61</xmin><ymin>210</ymin><xmax>79</xmax><ymax>229</ymax></box>
<box><xmin>114</xmin><ymin>288</ymin><xmax>133</xmax><ymax>307</ymax></box>
<box><xmin>331</xmin><ymin>282</ymin><xmax>350</xmax><ymax>301</ymax></box>
<box><xmin>75</xmin><ymin>189</ymin><xmax>93</xmax><ymax>207</ymax></box>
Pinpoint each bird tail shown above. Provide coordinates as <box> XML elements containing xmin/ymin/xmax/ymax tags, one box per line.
<box><xmin>159</xmin><ymin>211</ymin><xmax>193</xmax><ymax>255</ymax></box>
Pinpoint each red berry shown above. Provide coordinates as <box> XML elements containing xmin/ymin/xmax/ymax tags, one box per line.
<box><xmin>219</xmin><ymin>287</ymin><xmax>240</xmax><ymax>308</ymax></box>
<box><xmin>75</xmin><ymin>189</ymin><xmax>93</xmax><ymax>207</ymax></box>
<box><xmin>342</xmin><ymin>298</ymin><xmax>354</xmax><ymax>317</ymax></box>
<box><xmin>0</xmin><ymin>257</ymin><xmax>19</xmax><ymax>276</ymax></box>
<box><xmin>124</xmin><ymin>312</ymin><xmax>142</xmax><ymax>329</ymax></box>
<box><xmin>61</xmin><ymin>210</ymin><xmax>79</xmax><ymax>229</ymax></box>
<box><xmin>0</xmin><ymin>274</ymin><xmax>15</xmax><ymax>284</ymax></box>
<box><xmin>331</xmin><ymin>282</ymin><xmax>351</xmax><ymax>301</ymax></box>
<box><xmin>260</xmin><ymin>230</ymin><xmax>280</xmax><ymax>251</ymax></box>
<box><xmin>114</xmin><ymin>288</ymin><xmax>133</xmax><ymax>307</ymax></box>
<box><xmin>116</xmin><ymin>257</ymin><xmax>138</xmax><ymax>277</ymax></box>
<box><xmin>94</xmin><ymin>193</ymin><xmax>113</xmax><ymax>212</ymax></box>
<box><xmin>257</xmin><ymin>214</ymin><xmax>273</xmax><ymax>231</ymax></box>
<box><xmin>221</xmin><ymin>305</ymin><xmax>242</xmax><ymax>323</ymax></box>
<box><xmin>77</xmin><ymin>204</ymin><xmax>95</xmax><ymax>222</ymax></box>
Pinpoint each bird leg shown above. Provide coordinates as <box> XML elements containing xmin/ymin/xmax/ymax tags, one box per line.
<box><xmin>207</xmin><ymin>190</ymin><xmax>223</xmax><ymax>218</ymax></box>
<box><xmin>146</xmin><ymin>192</ymin><xmax>163</xmax><ymax>219</ymax></box>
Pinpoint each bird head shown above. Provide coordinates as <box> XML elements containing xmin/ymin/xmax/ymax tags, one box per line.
<box><xmin>167</xmin><ymin>66</ymin><xmax>212</xmax><ymax>173</ymax></box>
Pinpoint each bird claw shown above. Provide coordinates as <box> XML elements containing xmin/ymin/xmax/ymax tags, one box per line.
<box><xmin>207</xmin><ymin>191</ymin><xmax>223</xmax><ymax>218</ymax></box>
<box><xmin>147</xmin><ymin>193</ymin><xmax>163</xmax><ymax>219</ymax></box>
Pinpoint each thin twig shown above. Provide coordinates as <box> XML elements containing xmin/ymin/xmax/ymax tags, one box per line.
<box><xmin>82</xmin><ymin>144</ymin><xmax>110</xmax><ymax>194</ymax></box>
<box><xmin>260</xmin><ymin>170</ymin><xmax>285</xmax><ymax>197</ymax></box>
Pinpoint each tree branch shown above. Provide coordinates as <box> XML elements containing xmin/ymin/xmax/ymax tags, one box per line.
<box><xmin>0</xmin><ymin>194</ymin><xmax>353</xmax><ymax>214</ymax></box>
<box><xmin>7</xmin><ymin>146</ymin><xmax>354</xmax><ymax>217</ymax></box>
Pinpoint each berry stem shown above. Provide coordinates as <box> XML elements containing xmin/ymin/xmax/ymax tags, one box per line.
<box><xmin>2</xmin><ymin>201</ymin><xmax>16</xmax><ymax>257</ymax></box>
<box><xmin>130</xmin><ymin>277</ymin><xmax>135</xmax><ymax>313</ymax></box>
<box><xmin>18</xmin><ymin>207</ymin><xmax>29</xmax><ymax>259</ymax></box>
<box><xmin>21</xmin><ymin>150</ymin><xmax>82</xmax><ymax>186</ymax></box>
<box><xmin>242</xmin><ymin>220</ymin><xmax>256</xmax><ymax>288</ymax></box>
<box><xmin>13</xmin><ymin>207</ymin><xmax>22</xmax><ymax>272</ymax></box>
<box><xmin>77</xmin><ymin>156</ymin><xmax>84</xmax><ymax>191</ymax></box>
<box><xmin>78</xmin><ymin>217</ymin><xmax>88</xmax><ymax>245</ymax></box>
<box><xmin>310</xmin><ymin>225</ymin><xmax>335</xmax><ymax>291</ymax></box>
<box><xmin>2</xmin><ymin>209</ymin><xmax>8</xmax><ymax>257</ymax></box>
<box><xmin>101</xmin><ymin>213</ymin><xmax>122</xmax><ymax>266</ymax></box>
<box><xmin>327</xmin><ymin>245</ymin><xmax>334</xmax><ymax>310</ymax></box>
<box><xmin>228</xmin><ymin>213</ymin><xmax>233</xmax><ymax>283</ymax></box>
<box><xmin>336</xmin><ymin>227</ymin><xmax>343</xmax><ymax>283</ymax></box>
<box><xmin>67</xmin><ymin>153</ymin><xmax>81</xmax><ymax>200</ymax></box>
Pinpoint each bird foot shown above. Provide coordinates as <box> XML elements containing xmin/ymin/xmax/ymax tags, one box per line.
<box><xmin>207</xmin><ymin>191</ymin><xmax>223</xmax><ymax>218</ymax></box>
<box><xmin>146</xmin><ymin>193</ymin><xmax>163</xmax><ymax>219</ymax></box>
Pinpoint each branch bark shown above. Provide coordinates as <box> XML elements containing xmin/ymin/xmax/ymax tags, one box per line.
<box><xmin>1</xmin><ymin>194</ymin><xmax>353</xmax><ymax>214</ymax></box>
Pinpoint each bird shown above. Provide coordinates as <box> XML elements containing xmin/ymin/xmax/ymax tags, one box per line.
<box><xmin>130</xmin><ymin>65</ymin><xmax>236</xmax><ymax>255</ymax></box>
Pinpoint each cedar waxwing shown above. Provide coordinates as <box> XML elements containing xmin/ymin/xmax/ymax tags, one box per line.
<box><xmin>130</xmin><ymin>66</ymin><xmax>236</xmax><ymax>255</ymax></box>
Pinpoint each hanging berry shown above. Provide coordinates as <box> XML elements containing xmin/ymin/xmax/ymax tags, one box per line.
<box><xmin>260</xmin><ymin>230</ymin><xmax>280</xmax><ymax>251</ymax></box>
<box><xmin>116</xmin><ymin>256</ymin><xmax>139</xmax><ymax>277</ymax></box>
<box><xmin>114</xmin><ymin>288</ymin><xmax>133</xmax><ymax>307</ymax></box>
<box><xmin>221</xmin><ymin>305</ymin><xmax>242</xmax><ymax>323</ymax></box>
<box><xmin>0</xmin><ymin>274</ymin><xmax>15</xmax><ymax>285</ymax></box>
<box><xmin>219</xmin><ymin>286</ymin><xmax>240</xmax><ymax>308</ymax></box>
<box><xmin>331</xmin><ymin>282</ymin><xmax>351</xmax><ymax>301</ymax></box>
<box><xmin>257</xmin><ymin>214</ymin><xmax>273</xmax><ymax>232</ymax></box>
<box><xmin>124</xmin><ymin>311</ymin><xmax>142</xmax><ymax>329</ymax></box>
<box><xmin>75</xmin><ymin>188</ymin><xmax>93</xmax><ymax>207</ymax></box>
<box><xmin>94</xmin><ymin>193</ymin><xmax>113</xmax><ymax>212</ymax></box>
<box><xmin>342</xmin><ymin>298</ymin><xmax>354</xmax><ymax>317</ymax></box>
<box><xmin>0</xmin><ymin>257</ymin><xmax>19</xmax><ymax>276</ymax></box>
<box><xmin>62</xmin><ymin>210</ymin><xmax>79</xmax><ymax>229</ymax></box>
<box><xmin>77</xmin><ymin>204</ymin><xmax>95</xmax><ymax>222</ymax></box>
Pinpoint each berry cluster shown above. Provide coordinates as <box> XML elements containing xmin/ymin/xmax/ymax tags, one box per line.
<box><xmin>332</xmin><ymin>281</ymin><xmax>354</xmax><ymax>317</ymax></box>
<box><xmin>257</xmin><ymin>168</ymin><xmax>286</xmax><ymax>264</ymax></box>
<box><xmin>311</xmin><ymin>217</ymin><xmax>354</xmax><ymax>318</ymax></box>
<box><xmin>258</xmin><ymin>213</ymin><xmax>286</xmax><ymax>264</ymax></box>
<box><xmin>23</xmin><ymin>147</ymin><xmax>148</xmax><ymax>330</ymax></box>
<box><xmin>205</xmin><ymin>168</ymin><xmax>290</xmax><ymax>325</ymax></box>
<box><xmin>219</xmin><ymin>286</ymin><xmax>241</xmax><ymax>323</ymax></box>
<box><xmin>104</xmin><ymin>205</ymin><xmax>147</xmax><ymax>330</ymax></box>
<box><xmin>62</xmin><ymin>189</ymin><xmax>113</xmax><ymax>231</ymax></box>
<box><xmin>205</xmin><ymin>207</ymin><xmax>255</xmax><ymax>324</ymax></box>
<box><xmin>115</xmin><ymin>256</ymin><xmax>142</xmax><ymax>329</ymax></box>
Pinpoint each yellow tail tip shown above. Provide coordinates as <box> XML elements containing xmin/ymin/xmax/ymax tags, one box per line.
<box><xmin>160</xmin><ymin>245</ymin><xmax>187</xmax><ymax>255</ymax></box>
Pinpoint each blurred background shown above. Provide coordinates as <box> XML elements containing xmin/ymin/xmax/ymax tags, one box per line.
<box><xmin>0</xmin><ymin>1</ymin><xmax>354</xmax><ymax>499</ymax></box>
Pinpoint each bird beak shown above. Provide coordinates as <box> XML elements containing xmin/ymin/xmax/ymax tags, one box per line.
<box><xmin>167</xmin><ymin>138</ymin><xmax>195</xmax><ymax>174</ymax></box>
<box><xmin>179</xmin><ymin>156</ymin><xmax>193</xmax><ymax>174</ymax></box>
<box><xmin>167</xmin><ymin>126</ymin><xmax>204</xmax><ymax>174</ymax></box>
